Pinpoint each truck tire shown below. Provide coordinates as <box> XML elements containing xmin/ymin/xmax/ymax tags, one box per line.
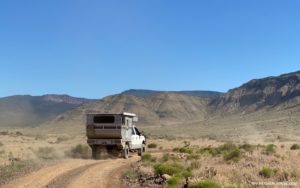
<box><xmin>92</xmin><ymin>146</ymin><xmax>100</xmax><ymax>160</ymax></box>
<box><xmin>123</xmin><ymin>144</ymin><xmax>129</xmax><ymax>159</ymax></box>
<box><xmin>138</xmin><ymin>144</ymin><xmax>145</xmax><ymax>156</ymax></box>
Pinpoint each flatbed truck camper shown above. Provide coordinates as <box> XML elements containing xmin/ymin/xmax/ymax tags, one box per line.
<box><xmin>86</xmin><ymin>112</ymin><xmax>146</xmax><ymax>159</ymax></box>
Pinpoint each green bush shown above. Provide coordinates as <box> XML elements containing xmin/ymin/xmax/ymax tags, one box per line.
<box><xmin>141</xmin><ymin>153</ymin><xmax>156</xmax><ymax>162</ymax></box>
<box><xmin>189</xmin><ymin>160</ymin><xmax>201</xmax><ymax>170</ymax></box>
<box><xmin>154</xmin><ymin>163</ymin><xmax>184</xmax><ymax>175</ymax></box>
<box><xmin>199</xmin><ymin>143</ymin><xmax>243</xmax><ymax>162</ymax></box>
<box><xmin>262</xmin><ymin>144</ymin><xmax>276</xmax><ymax>155</ymax></box>
<box><xmin>35</xmin><ymin>147</ymin><xmax>56</xmax><ymax>159</ymax></box>
<box><xmin>223</xmin><ymin>149</ymin><xmax>241</xmax><ymax>162</ymax></box>
<box><xmin>189</xmin><ymin>179</ymin><xmax>221</xmax><ymax>188</ymax></box>
<box><xmin>148</xmin><ymin>143</ymin><xmax>158</xmax><ymax>148</ymax></box>
<box><xmin>259</xmin><ymin>167</ymin><xmax>276</xmax><ymax>178</ymax></box>
<box><xmin>239</xmin><ymin>143</ymin><xmax>255</xmax><ymax>152</ymax></box>
<box><xmin>198</xmin><ymin>147</ymin><xmax>220</xmax><ymax>156</ymax></box>
<box><xmin>178</xmin><ymin>147</ymin><xmax>193</xmax><ymax>154</ymax></box>
<box><xmin>218</xmin><ymin>143</ymin><xmax>238</xmax><ymax>152</ymax></box>
<box><xmin>65</xmin><ymin>144</ymin><xmax>90</xmax><ymax>159</ymax></box>
<box><xmin>167</xmin><ymin>176</ymin><xmax>182</xmax><ymax>188</ymax></box>
<box><xmin>290</xmin><ymin>144</ymin><xmax>300</xmax><ymax>150</ymax></box>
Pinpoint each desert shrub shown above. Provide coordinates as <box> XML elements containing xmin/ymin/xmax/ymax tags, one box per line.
<box><xmin>162</xmin><ymin>153</ymin><xmax>169</xmax><ymax>162</ymax></box>
<box><xmin>262</xmin><ymin>144</ymin><xmax>276</xmax><ymax>155</ymax></box>
<box><xmin>0</xmin><ymin>142</ymin><xmax>3</xmax><ymax>147</ymax></box>
<box><xmin>239</xmin><ymin>143</ymin><xmax>255</xmax><ymax>152</ymax></box>
<box><xmin>223</xmin><ymin>148</ymin><xmax>241</xmax><ymax>162</ymax></box>
<box><xmin>259</xmin><ymin>167</ymin><xmax>276</xmax><ymax>178</ymax></box>
<box><xmin>0</xmin><ymin>160</ymin><xmax>37</xmax><ymax>184</ymax></box>
<box><xmin>199</xmin><ymin>143</ymin><xmax>243</xmax><ymax>162</ymax></box>
<box><xmin>178</xmin><ymin>147</ymin><xmax>193</xmax><ymax>154</ymax></box>
<box><xmin>290</xmin><ymin>144</ymin><xmax>300</xmax><ymax>150</ymax></box>
<box><xmin>141</xmin><ymin>153</ymin><xmax>156</xmax><ymax>162</ymax></box>
<box><xmin>187</xmin><ymin>153</ymin><xmax>200</xmax><ymax>160</ymax></box>
<box><xmin>167</xmin><ymin>176</ymin><xmax>182</xmax><ymax>188</ymax></box>
<box><xmin>189</xmin><ymin>160</ymin><xmax>201</xmax><ymax>170</ymax></box>
<box><xmin>148</xmin><ymin>143</ymin><xmax>158</xmax><ymax>148</ymax></box>
<box><xmin>35</xmin><ymin>147</ymin><xmax>56</xmax><ymax>159</ymax></box>
<box><xmin>198</xmin><ymin>147</ymin><xmax>220</xmax><ymax>156</ymax></box>
<box><xmin>189</xmin><ymin>179</ymin><xmax>221</xmax><ymax>188</ymax></box>
<box><xmin>123</xmin><ymin>169</ymin><xmax>138</xmax><ymax>181</ymax></box>
<box><xmin>65</xmin><ymin>144</ymin><xmax>90</xmax><ymax>159</ymax></box>
<box><xmin>154</xmin><ymin>163</ymin><xmax>185</xmax><ymax>175</ymax></box>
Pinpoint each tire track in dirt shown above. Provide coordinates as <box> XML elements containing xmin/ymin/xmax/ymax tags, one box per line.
<box><xmin>68</xmin><ymin>156</ymin><xmax>139</xmax><ymax>188</ymax></box>
<box><xmin>45</xmin><ymin>163</ymin><xmax>100</xmax><ymax>188</ymax></box>
<box><xmin>5</xmin><ymin>156</ymin><xmax>140</xmax><ymax>188</ymax></box>
<box><xmin>4</xmin><ymin>160</ymin><xmax>98</xmax><ymax>188</ymax></box>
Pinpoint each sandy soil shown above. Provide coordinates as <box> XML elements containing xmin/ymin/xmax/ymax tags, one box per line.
<box><xmin>4</xmin><ymin>156</ymin><xmax>139</xmax><ymax>188</ymax></box>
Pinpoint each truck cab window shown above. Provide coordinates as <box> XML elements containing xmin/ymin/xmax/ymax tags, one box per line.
<box><xmin>134</xmin><ymin>127</ymin><xmax>140</xmax><ymax>135</ymax></box>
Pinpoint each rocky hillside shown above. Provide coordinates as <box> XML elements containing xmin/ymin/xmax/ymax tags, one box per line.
<box><xmin>41</xmin><ymin>93</ymin><xmax>208</xmax><ymax>133</ymax></box>
<box><xmin>0</xmin><ymin>95</ymin><xmax>96</xmax><ymax>127</ymax></box>
<box><xmin>122</xmin><ymin>89</ymin><xmax>223</xmax><ymax>98</ymax></box>
<box><xmin>210</xmin><ymin>71</ymin><xmax>300</xmax><ymax>113</ymax></box>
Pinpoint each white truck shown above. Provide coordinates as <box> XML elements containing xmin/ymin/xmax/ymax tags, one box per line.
<box><xmin>86</xmin><ymin>112</ymin><xmax>146</xmax><ymax>159</ymax></box>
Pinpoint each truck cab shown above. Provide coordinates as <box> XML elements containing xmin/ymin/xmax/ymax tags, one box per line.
<box><xmin>86</xmin><ymin>112</ymin><xmax>146</xmax><ymax>159</ymax></box>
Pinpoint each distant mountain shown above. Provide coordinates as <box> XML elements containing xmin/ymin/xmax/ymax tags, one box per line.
<box><xmin>122</xmin><ymin>89</ymin><xmax>223</xmax><ymax>98</ymax></box>
<box><xmin>210</xmin><ymin>71</ymin><xmax>300</xmax><ymax>113</ymax></box>
<box><xmin>0</xmin><ymin>94</ymin><xmax>96</xmax><ymax>127</ymax></box>
<box><xmin>41</xmin><ymin>93</ymin><xmax>208</xmax><ymax>133</ymax></box>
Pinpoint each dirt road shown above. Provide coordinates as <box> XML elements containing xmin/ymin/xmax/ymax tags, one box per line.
<box><xmin>4</xmin><ymin>156</ymin><xmax>139</xmax><ymax>188</ymax></box>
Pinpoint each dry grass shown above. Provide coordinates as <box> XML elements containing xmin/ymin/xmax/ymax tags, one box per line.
<box><xmin>124</xmin><ymin>138</ymin><xmax>300</xmax><ymax>187</ymax></box>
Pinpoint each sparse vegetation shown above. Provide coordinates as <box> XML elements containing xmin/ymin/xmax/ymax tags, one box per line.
<box><xmin>259</xmin><ymin>167</ymin><xmax>277</xmax><ymax>178</ymax></box>
<box><xmin>56</xmin><ymin>136</ymin><xmax>70</xmax><ymax>143</ymax></box>
<box><xmin>65</xmin><ymin>144</ymin><xmax>90</xmax><ymax>159</ymax></box>
<box><xmin>223</xmin><ymin>148</ymin><xmax>241</xmax><ymax>162</ymax></box>
<box><xmin>198</xmin><ymin>143</ymin><xmax>243</xmax><ymax>162</ymax></box>
<box><xmin>189</xmin><ymin>160</ymin><xmax>201</xmax><ymax>170</ymax></box>
<box><xmin>154</xmin><ymin>163</ymin><xmax>185</xmax><ymax>176</ymax></box>
<box><xmin>290</xmin><ymin>144</ymin><xmax>300</xmax><ymax>150</ymax></box>
<box><xmin>141</xmin><ymin>153</ymin><xmax>156</xmax><ymax>162</ymax></box>
<box><xmin>35</xmin><ymin>147</ymin><xmax>56</xmax><ymax>159</ymax></box>
<box><xmin>0</xmin><ymin>142</ymin><xmax>3</xmax><ymax>147</ymax></box>
<box><xmin>167</xmin><ymin>175</ymin><xmax>182</xmax><ymax>188</ymax></box>
<box><xmin>189</xmin><ymin>179</ymin><xmax>221</xmax><ymax>188</ymax></box>
<box><xmin>147</xmin><ymin>143</ymin><xmax>158</xmax><ymax>148</ymax></box>
<box><xmin>173</xmin><ymin>147</ymin><xmax>193</xmax><ymax>154</ymax></box>
<box><xmin>123</xmin><ymin>169</ymin><xmax>138</xmax><ymax>181</ymax></box>
<box><xmin>0</xmin><ymin>160</ymin><xmax>38</xmax><ymax>184</ymax></box>
<box><xmin>262</xmin><ymin>144</ymin><xmax>276</xmax><ymax>155</ymax></box>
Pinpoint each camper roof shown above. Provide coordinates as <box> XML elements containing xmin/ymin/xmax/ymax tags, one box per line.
<box><xmin>122</xmin><ymin>112</ymin><xmax>136</xmax><ymax>117</ymax></box>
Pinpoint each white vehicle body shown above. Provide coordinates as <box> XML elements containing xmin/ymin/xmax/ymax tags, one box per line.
<box><xmin>86</xmin><ymin>112</ymin><xmax>146</xmax><ymax>159</ymax></box>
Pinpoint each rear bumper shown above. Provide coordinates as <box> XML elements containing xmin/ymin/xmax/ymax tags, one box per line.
<box><xmin>87</xmin><ymin>139</ymin><xmax>122</xmax><ymax>146</ymax></box>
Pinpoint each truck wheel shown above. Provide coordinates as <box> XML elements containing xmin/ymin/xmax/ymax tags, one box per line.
<box><xmin>92</xmin><ymin>146</ymin><xmax>100</xmax><ymax>160</ymax></box>
<box><xmin>138</xmin><ymin>144</ymin><xmax>145</xmax><ymax>156</ymax></box>
<box><xmin>123</xmin><ymin>144</ymin><xmax>129</xmax><ymax>159</ymax></box>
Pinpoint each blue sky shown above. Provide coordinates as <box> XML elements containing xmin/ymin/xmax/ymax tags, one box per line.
<box><xmin>0</xmin><ymin>1</ymin><xmax>300</xmax><ymax>99</ymax></box>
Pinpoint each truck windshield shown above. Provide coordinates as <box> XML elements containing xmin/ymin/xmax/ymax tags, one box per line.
<box><xmin>93</xmin><ymin>116</ymin><xmax>115</xmax><ymax>124</ymax></box>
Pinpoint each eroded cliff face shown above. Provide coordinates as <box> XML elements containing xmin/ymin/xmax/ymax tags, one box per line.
<box><xmin>210</xmin><ymin>71</ymin><xmax>300</xmax><ymax>113</ymax></box>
